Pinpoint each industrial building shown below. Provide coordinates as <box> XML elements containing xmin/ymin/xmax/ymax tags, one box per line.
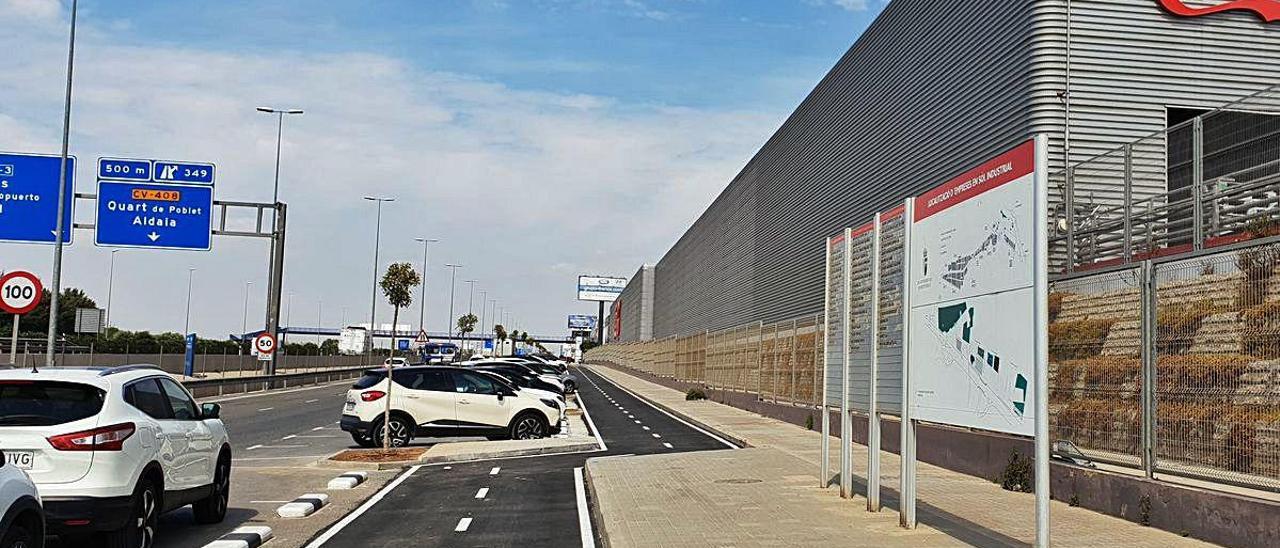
<box><xmin>610</xmin><ymin>0</ymin><xmax>1280</xmax><ymax>342</ymax></box>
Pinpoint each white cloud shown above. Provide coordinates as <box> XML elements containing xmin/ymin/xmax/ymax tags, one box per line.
<box><xmin>806</xmin><ymin>0</ymin><xmax>871</xmax><ymax>12</ymax></box>
<box><xmin>0</xmin><ymin>8</ymin><xmax>774</xmax><ymax>339</ymax></box>
<box><xmin>1</xmin><ymin>0</ymin><xmax>61</xmax><ymax>20</ymax></box>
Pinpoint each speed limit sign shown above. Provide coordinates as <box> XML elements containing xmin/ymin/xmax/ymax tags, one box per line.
<box><xmin>253</xmin><ymin>332</ymin><xmax>277</xmax><ymax>358</ymax></box>
<box><xmin>0</xmin><ymin>271</ymin><xmax>42</xmax><ymax>315</ymax></box>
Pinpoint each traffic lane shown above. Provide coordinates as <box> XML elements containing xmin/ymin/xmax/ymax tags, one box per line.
<box><xmin>574</xmin><ymin>366</ymin><xmax>733</xmax><ymax>455</ymax></box>
<box><xmin>209</xmin><ymin>381</ymin><xmax>353</xmax><ymax>451</ymax></box>
<box><xmin>315</xmin><ymin>454</ymin><xmax>584</xmax><ymax>548</ymax></box>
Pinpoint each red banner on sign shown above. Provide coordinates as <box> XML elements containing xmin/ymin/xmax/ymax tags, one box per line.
<box><xmin>1157</xmin><ymin>0</ymin><xmax>1280</xmax><ymax>23</ymax></box>
<box><xmin>913</xmin><ymin>140</ymin><xmax>1035</xmax><ymax>222</ymax></box>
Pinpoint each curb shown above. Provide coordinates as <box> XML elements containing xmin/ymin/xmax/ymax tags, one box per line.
<box><xmin>315</xmin><ymin>452</ymin><xmax>421</xmax><ymax>471</ymax></box>
<box><xmin>584</xmin><ymin>365</ymin><xmax>751</xmax><ymax>449</ymax></box>
<box><xmin>418</xmin><ymin>440</ymin><xmax>602</xmax><ymax>464</ymax></box>
<box><xmin>276</xmin><ymin>493</ymin><xmax>329</xmax><ymax>518</ymax></box>
<box><xmin>327</xmin><ymin>471</ymin><xmax>369</xmax><ymax>490</ymax></box>
<box><xmin>202</xmin><ymin>525</ymin><xmax>273</xmax><ymax>548</ymax></box>
<box><xmin>582</xmin><ymin>463</ymin><xmax>612</xmax><ymax>548</ymax></box>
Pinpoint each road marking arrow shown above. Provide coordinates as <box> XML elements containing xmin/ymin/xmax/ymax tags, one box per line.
<box><xmin>147</xmin><ymin>232</ymin><xmax>160</xmax><ymax>241</ymax></box>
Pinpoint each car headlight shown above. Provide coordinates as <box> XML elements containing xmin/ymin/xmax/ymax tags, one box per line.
<box><xmin>540</xmin><ymin>398</ymin><xmax>559</xmax><ymax>410</ymax></box>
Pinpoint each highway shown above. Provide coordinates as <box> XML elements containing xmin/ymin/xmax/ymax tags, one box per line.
<box><xmin>307</xmin><ymin>366</ymin><xmax>738</xmax><ymax>547</ymax></box>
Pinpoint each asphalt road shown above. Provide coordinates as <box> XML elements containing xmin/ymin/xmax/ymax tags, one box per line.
<box><xmin>308</xmin><ymin>366</ymin><xmax>737</xmax><ymax>548</ymax></box>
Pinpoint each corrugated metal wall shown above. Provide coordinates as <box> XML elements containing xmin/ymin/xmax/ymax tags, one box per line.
<box><xmin>614</xmin><ymin>265</ymin><xmax>655</xmax><ymax>342</ymax></box>
<box><xmin>651</xmin><ymin>0</ymin><xmax>1280</xmax><ymax>339</ymax></box>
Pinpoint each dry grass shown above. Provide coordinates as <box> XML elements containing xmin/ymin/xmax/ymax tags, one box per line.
<box><xmin>329</xmin><ymin>447</ymin><xmax>428</xmax><ymax>462</ymax></box>
<box><xmin>1048</xmin><ymin>319</ymin><xmax>1116</xmax><ymax>361</ymax></box>
<box><xmin>1155</xmin><ymin>299</ymin><xmax>1215</xmax><ymax>355</ymax></box>
<box><xmin>1241</xmin><ymin>302</ymin><xmax>1280</xmax><ymax>358</ymax></box>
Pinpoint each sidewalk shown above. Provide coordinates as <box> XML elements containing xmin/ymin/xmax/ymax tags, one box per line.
<box><xmin>584</xmin><ymin>364</ymin><xmax>1212</xmax><ymax>547</ymax></box>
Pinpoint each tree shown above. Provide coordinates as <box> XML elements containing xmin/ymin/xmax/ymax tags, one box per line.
<box><xmin>320</xmin><ymin>339</ymin><xmax>339</xmax><ymax>355</ymax></box>
<box><xmin>11</xmin><ymin>288</ymin><xmax>97</xmax><ymax>337</ymax></box>
<box><xmin>456</xmin><ymin>314</ymin><xmax>478</xmax><ymax>339</ymax></box>
<box><xmin>378</xmin><ymin>262</ymin><xmax>421</xmax><ymax>449</ymax></box>
<box><xmin>494</xmin><ymin>324</ymin><xmax>507</xmax><ymax>341</ymax></box>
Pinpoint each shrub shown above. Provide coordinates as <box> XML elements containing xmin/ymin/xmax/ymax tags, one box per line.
<box><xmin>1155</xmin><ymin>299</ymin><xmax>1214</xmax><ymax>355</ymax></box>
<box><xmin>1157</xmin><ymin>354</ymin><xmax>1252</xmax><ymax>393</ymax></box>
<box><xmin>685</xmin><ymin>387</ymin><xmax>708</xmax><ymax>401</ymax></box>
<box><xmin>805</xmin><ymin>414</ymin><xmax>814</xmax><ymax>431</ymax></box>
<box><xmin>1241</xmin><ymin>302</ymin><xmax>1280</xmax><ymax>358</ymax></box>
<box><xmin>1048</xmin><ymin>319</ymin><xmax>1115</xmax><ymax>360</ymax></box>
<box><xmin>997</xmin><ymin>451</ymin><xmax>1034</xmax><ymax>493</ymax></box>
<box><xmin>1234</xmin><ymin>244</ymin><xmax>1279</xmax><ymax>309</ymax></box>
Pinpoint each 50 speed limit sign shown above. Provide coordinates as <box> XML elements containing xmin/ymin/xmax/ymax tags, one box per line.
<box><xmin>253</xmin><ymin>332</ymin><xmax>277</xmax><ymax>358</ymax></box>
<box><xmin>0</xmin><ymin>271</ymin><xmax>43</xmax><ymax>315</ymax></box>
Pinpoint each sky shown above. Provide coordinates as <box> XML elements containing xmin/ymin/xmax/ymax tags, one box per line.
<box><xmin>0</xmin><ymin>0</ymin><xmax>884</xmax><ymax>342</ymax></box>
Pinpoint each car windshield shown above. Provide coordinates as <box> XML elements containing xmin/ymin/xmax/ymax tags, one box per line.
<box><xmin>0</xmin><ymin>380</ymin><xmax>106</xmax><ymax>426</ymax></box>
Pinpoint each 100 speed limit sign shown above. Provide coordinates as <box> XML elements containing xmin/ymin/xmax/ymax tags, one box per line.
<box><xmin>0</xmin><ymin>271</ymin><xmax>43</xmax><ymax>315</ymax></box>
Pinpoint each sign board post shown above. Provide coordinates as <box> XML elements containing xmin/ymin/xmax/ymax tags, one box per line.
<box><xmin>901</xmin><ymin>137</ymin><xmax>1049</xmax><ymax>542</ymax></box>
<box><xmin>0</xmin><ymin>153</ymin><xmax>76</xmax><ymax>245</ymax></box>
<box><xmin>0</xmin><ymin>271</ymin><xmax>43</xmax><ymax>365</ymax></box>
<box><xmin>820</xmin><ymin>230</ymin><xmax>849</xmax><ymax>490</ymax></box>
<box><xmin>867</xmin><ymin>213</ymin><xmax>882</xmax><ymax>512</ymax></box>
<box><xmin>900</xmin><ymin>197</ymin><xmax>917</xmax><ymax>529</ymax></box>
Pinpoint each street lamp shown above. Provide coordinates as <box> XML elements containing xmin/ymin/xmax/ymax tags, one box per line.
<box><xmin>414</xmin><ymin>238</ymin><xmax>439</xmax><ymax>335</ymax></box>
<box><xmin>255</xmin><ymin>107</ymin><xmax>305</xmax><ymax>210</ymax></box>
<box><xmin>464</xmin><ymin>280</ymin><xmax>477</xmax><ymax>350</ymax></box>
<box><xmin>45</xmin><ymin>0</ymin><xmax>79</xmax><ymax>366</ymax></box>
<box><xmin>240</xmin><ymin>281</ymin><xmax>253</xmax><ymax>356</ymax></box>
<box><xmin>364</xmin><ymin>196</ymin><xmax>395</xmax><ymax>359</ymax></box>
<box><xmin>183</xmin><ymin>268</ymin><xmax>196</xmax><ymax>335</ymax></box>
<box><xmin>444</xmin><ymin>264</ymin><xmax>463</xmax><ymax>345</ymax></box>
<box><xmin>105</xmin><ymin>250</ymin><xmax>119</xmax><ymax>330</ymax></box>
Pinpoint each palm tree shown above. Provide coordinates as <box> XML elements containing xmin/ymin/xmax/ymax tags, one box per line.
<box><xmin>378</xmin><ymin>262</ymin><xmax>421</xmax><ymax>449</ymax></box>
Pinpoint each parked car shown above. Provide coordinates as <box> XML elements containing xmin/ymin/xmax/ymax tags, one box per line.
<box><xmin>470</xmin><ymin>366</ymin><xmax>565</xmax><ymax>401</ymax></box>
<box><xmin>0</xmin><ymin>450</ymin><xmax>43</xmax><ymax>548</ymax></box>
<box><xmin>341</xmin><ymin>366</ymin><xmax>563</xmax><ymax>447</ymax></box>
<box><xmin>0</xmin><ymin>365</ymin><xmax>231</xmax><ymax>548</ymax></box>
<box><xmin>496</xmin><ymin>357</ymin><xmax>577</xmax><ymax>392</ymax></box>
<box><xmin>469</xmin><ymin>363</ymin><xmax>567</xmax><ymax>395</ymax></box>
<box><xmin>479</xmin><ymin>360</ymin><xmax>568</xmax><ymax>393</ymax></box>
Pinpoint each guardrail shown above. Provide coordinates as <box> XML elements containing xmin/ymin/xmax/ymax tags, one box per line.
<box><xmin>182</xmin><ymin>366</ymin><xmax>370</xmax><ymax>398</ymax></box>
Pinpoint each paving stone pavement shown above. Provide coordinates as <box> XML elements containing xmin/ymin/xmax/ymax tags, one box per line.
<box><xmin>584</xmin><ymin>365</ymin><xmax>1215</xmax><ymax>548</ymax></box>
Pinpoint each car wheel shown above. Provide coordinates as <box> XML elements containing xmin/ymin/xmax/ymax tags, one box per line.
<box><xmin>352</xmin><ymin>432</ymin><xmax>378</xmax><ymax>448</ymax></box>
<box><xmin>509</xmin><ymin>413</ymin><xmax>548</xmax><ymax>440</ymax></box>
<box><xmin>374</xmin><ymin>416</ymin><xmax>412</xmax><ymax>447</ymax></box>
<box><xmin>193</xmin><ymin>453</ymin><xmax>230</xmax><ymax>524</ymax></box>
<box><xmin>0</xmin><ymin>514</ymin><xmax>37</xmax><ymax>548</ymax></box>
<box><xmin>102</xmin><ymin>478</ymin><xmax>159</xmax><ymax>548</ymax></box>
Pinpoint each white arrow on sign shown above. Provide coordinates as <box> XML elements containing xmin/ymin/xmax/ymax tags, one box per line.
<box><xmin>148</xmin><ymin>232</ymin><xmax>160</xmax><ymax>242</ymax></box>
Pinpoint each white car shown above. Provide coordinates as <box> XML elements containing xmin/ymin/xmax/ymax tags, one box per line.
<box><xmin>0</xmin><ymin>365</ymin><xmax>231</xmax><ymax>548</ymax></box>
<box><xmin>0</xmin><ymin>450</ymin><xmax>43</xmax><ymax>548</ymax></box>
<box><xmin>341</xmin><ymin>366</ymin><xmax>563</xmax><ymax>447</ymax></box>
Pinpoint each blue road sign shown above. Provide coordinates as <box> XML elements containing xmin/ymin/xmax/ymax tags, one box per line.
<box><xmin>98</xmin><ymin>157</ymin><xmax>152</xmax><ymax>181</ymax></box>
<box><xmin>154</xmin><ymin>161</ymin><xmax>214</xmax><ymax>185</ymax></box>
<box><xmin>183</xmin><ymin>333</ymin><xmax>197</xmax><ymax>377</ymax></box>
<box><xmin>0</xmin><ymin>152</ymin><xmax>76</xmax><ymax>245</ymax></box>
<box><xmin>95</xmin><ymin>181</ymin><xmax>213</xmax><ymax>250</ymax></box>
<box><xmin>397</xmin><ymin>339</ymin><xmax>411</xmax><ymax>351</ymax></box>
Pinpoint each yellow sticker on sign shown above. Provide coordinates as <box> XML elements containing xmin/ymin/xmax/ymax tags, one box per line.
<box><xmin>131</xmin><ymin>188</ymin><xmax>181</xmax><ymax>202</ymax></box>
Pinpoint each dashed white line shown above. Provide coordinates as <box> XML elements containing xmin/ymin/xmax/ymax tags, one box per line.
<box><xmin>634</xmin><ymin>420</ymin><xmax>641</xmax><ymax>424</ymax></box>
<box><xmin>489</xmin><ymin>467</ymin><xmax>500</xmax><ymax>476</ymax></box>
<box><xmin>312</xmin><ymin>426</ymin><xmax>326</xmax><ymax>431</ymax></box>
<box><xmin>475</xmin><ymin>488</ymin><xmax>489</xmax><ymax>499</ymax></box>
<box><xmin>246</xmin><ymin>444</ymin><xmax>263</xmax><ymax>451</ymax></box>
<box><xmin>455</xmin><ymin>517</ymin><xmax>473</xmax><ymax>532</ymax></box>
<box><xmin>584</xmin><ymin>366</ymin><xmax>740</xmax><ymax>449</ymax></box>
<box><xmin>663</xmin><ymin>442</ymin><xmax>673</xmax><ymax>449</ymax></box>
<box><xmin>642</xmin><ymin>426</ymin><xmax>651</xmax><ymax>431</ymax></box>
<box><xmin>305</xmin><ymin>399</ymin><xmax>319</xmax><ymax>403</ymax></box>
<box><xmin>443</xmin><ymin>466</ymin><xmax>453</xmax><ymax>470</ymax></box>
<box><xmin>258</xmin><ymin>407</ymin><xmax>274</xmax><ymax>412</ymax></box>
<box><xmin>282</xmin><ymin>434</ymin><xmax>297</xmax><ymax>440</ymax></box>
<box><xmin>652</xmin><ymin>434</ymin><xmax>661</xmax><ymax>438</ymax></box>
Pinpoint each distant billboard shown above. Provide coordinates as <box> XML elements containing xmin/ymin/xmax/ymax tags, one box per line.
<box><xmin>568</xmin><ymin>314</ymin><xmax>598</xmax><ymax>330</ymax></box>
<box><xmin>577</xmin><ymin>275</ymin><xmax>627</xmax><ymax>302</ymax></box>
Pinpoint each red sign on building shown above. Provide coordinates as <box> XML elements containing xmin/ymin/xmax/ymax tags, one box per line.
<box><xmin>1157</xmin><ymin>0</ymin><xmax>1280</xmax><ymax>22</ymax></box>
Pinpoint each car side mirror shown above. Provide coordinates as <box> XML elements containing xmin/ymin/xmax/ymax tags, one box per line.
<box><xmin>201</xmin><ymin>403</ymin><xmax>221</xmax><ymax>420</ymax></box>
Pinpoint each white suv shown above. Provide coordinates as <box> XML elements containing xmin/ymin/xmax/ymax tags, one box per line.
<box><xmin>341</xmin><ymin>366</ymin><xmax>563</xmax><ymax>447</ymax></box>
<box><xmin>0</xmin><ymin>449</ymin><xmax>43</xmax><ymax>548</ymax></box>
<box><xmin>0</xmin><ymin>366</ymin><xmax>231</xmax><ymax>548</ymax></box>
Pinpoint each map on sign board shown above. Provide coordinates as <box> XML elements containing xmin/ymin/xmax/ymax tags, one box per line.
<box><xmin>907</xmin><ymin>139</ymin><xmax>1041</xmax><ymax>437</ymax></box>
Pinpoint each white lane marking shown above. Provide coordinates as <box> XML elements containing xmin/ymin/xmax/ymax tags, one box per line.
<box><xmin>634</xmin><ymin>420</ymin><xmax>641</xmax><ymax>424</ymax></box>
<box><xmin>475</xmin><ymin>488</ymin><xmax>489</xmax><ymax>499</ymax></box>
<box><xmin>246</xmin><ymin>444</ymin><xmax>263</xmax><ymax>451</ymax></box>
<box><xmin>282</xmin><ymin>434</ymin><xmax>297</xmax><ymax>440</ymax></box>
<box><xmin>576</xmin><ymin>382</ymin><xmax>608</xmax><ymax>451</ymax></box>
<box><xmin>249</xmin><ymin>500</ymin><xmax>292</xmax><ymax>504</ymax></box>
<box><xmin>642</xmin><ymin>426</ymin><xmax>651</xmax><ymax>431</ymax></box>
<box><xmin>585</xmin><ymin>366</ymin><xmax>739</xmax><ymax>449</ymax></box>
<box><xmin>455</xmin><ymin>517</ymin><xmax>473</xmax><ymax>532</ymax></box>
<box><xmin>306</xmin><ymin>398</ymin><xmax>320</xmax><ymax>403</ymax></box>
<box><xmin>489</xmin><ymin>467</ymin><xmax>500</xmax><ymax>476</ymax></box>
<box><xmin>663</xmin><ymin>442</ymin><xmax>673</xmax><ymax>449</ymax></box>
<box><xmin>652</xmin><ymin>434</ymin><xmax>661</xmax><ymax>438</ymax></box>
<box><xmin>443</xmin><ymin>466</ymin><xmax>453</xmax><ymax>470</ymax></box>
<box><xmin>312</xmin><ymin>426</ymin><xmax>326</xmax><ymax>431</ymax></box>
<box><xmin>304</xmin><ymin>465</ymin><xmax>423</xmax><ymax>547</ymax></box>
<box><xmin>575</xmin><ymin>467</ymin><xmax>597</xmax><ymax>548</ymax></box>
<box><xmin>258</xmin><ymin>407</ymin><xmax>274</xmax><ymax>412</ymax></box>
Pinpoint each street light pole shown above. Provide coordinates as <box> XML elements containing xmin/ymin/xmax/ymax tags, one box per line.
<box><xmin>444</xmin><ymin>264</ymin><xmax>463</xmax><ymax>346</ymax></box>
<box><xmin>255</xmin><ymin>106</ymin><xmax>303</xmax><ymax>373</ymax></box>
<box><xmin>183</xmin><ymin>268</ymin><xmax>195</xmax><ymax>335</ymax></box>
<box><xmin>414</xmin><ymin>238</ymin><xmax>439</xmax><ymax>335</ymax></box>
<box><xmin>105</xmin><ymin>250</ymin><xmax>119</xmax><ymax>330</ymax></box>
<box><xmin>240</xmin><ymin>281</ymin><xmax>253</xmax><ymax>355</ymax></box>
<box><xmin>45</xmin><ymin>0</ymin><xmax>78</xmax><ymax>366</ymax></box>
<box><xmin>365</xmin><ymin>196</ymin><xmax>395</xmax><ymax>361</ymax></box>
<box><xmin>464</xmin><ymin>280</ymin><xmax>476</xmax><ymax>351</ymax></box>
<box><xmin>478</xmin><ymin>290</ymin><xmax>488</xmax><ymax>349</ymax></box>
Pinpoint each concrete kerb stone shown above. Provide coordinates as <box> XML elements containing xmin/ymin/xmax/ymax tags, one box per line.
<box><xmin>326</xmin><ymin>471</ymin><xmax>369</xmax><ymax>490</ymax></box>
<box><xmin>201</xmin><ymin>525</ymin><xmax>273</xmax><ymax>548</ymax></box>
<box><xmin>582</xmin><ymin>459</ymin><xmax>615</xmax><ymax>548</ymax></box>
<box><xmin>417</xmin><ymin>440</ymin><xmax>603</xmax><ymax>464</ymax></box>
<box><xmin>276</xmin><ymin>493</ymin><xmax>329</xmax><ymax>518</ymax></box>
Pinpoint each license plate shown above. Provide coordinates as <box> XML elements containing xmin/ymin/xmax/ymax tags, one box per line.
<box><xmin>7</xmin><ymin>451</ymin><xmax>33</xmax><ymax>470</ymax></box>
<box><xmin>344</xmin><ymin>402</ymin><xmax>355</xmax><ymax>411</ymax></box>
